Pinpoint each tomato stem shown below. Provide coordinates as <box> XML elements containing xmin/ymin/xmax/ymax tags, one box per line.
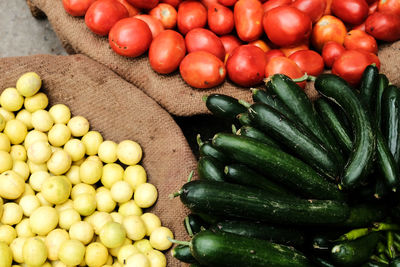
<box><xmin>292</xmin><ymin>73</ymin><xmax>316</xmax><ymax>83</ymax></box>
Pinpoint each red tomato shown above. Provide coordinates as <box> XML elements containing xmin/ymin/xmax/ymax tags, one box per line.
<box><xmin>185</xmin><ymin>28</ymin><xmax>226</xmax><ymax>61</ymax></box>
<box><xmin>220</xmin><ymin>35</ymin><xmax>242</xmax><ymax>56</ymax></box>
<box><xmin>265</xmin><ymin>57</ymin><xmax>306</xmax><ymax>88</ymax></box>
<box><xmin>109</xmin><ymin>17</ymin><xmax>153</xmax><ymax>57</ymax></box>
<box><xmin>332</xmin><ymin>50</ymin><xmax>380</xmax><ymax>86</ymax></box>
<box><xmin>126</xmin><ymin>0</ymin><xmax>159</xmax><ymax>9</ymax></box>
<box><xmin>249</xmin><ymin>40</ymin><xmax>271</xmax><ymax>53</ymax></box>
<box><xmin>160</xmin><ymin>0</ymin><xmax>181</xmax><ymax>8</ymax></box>
<box><xmin>288</xmin><ymin>49</ymin><xmax>324</xmax><ymax>76</ymax></box>
<box><xmin>378</xmin><ymin>0</ymin><xmax>400</xmax><ymax>16</ymax></box>
<box><xmin>369</xmin><ymin>1</ymin><xmax>378</xmax><ymax>15</ymax></box>
<box><xmin>208</xmin><ymin>3</ymin><xmax>234</xmax><ymax>35</ymax></box>
<box><xmin>134</xmin><ymin>15</ymin><xmax>164</xmax><ymax>38</ymax></box>
<box><xmin>265</xmin><ymin>49</ymin><xmax>286</xmax><ymax>66</ymax></box>
<box><xmin>149</xmin><ymin>3</ymin><xmax>177</xmax><ymax>29</ymax></box>
<box><xmin>352</xmin><ymin>22</ymin><xmax>366</xmax><ymax>31</ymax></box>
<box><xmin>149</xmin><ymin>30</ymin><xmax>186</xmax><ymax>74</ymax></box>
<box><xmin>116</xmin><ymin>0</ymin><xmax>140</xmax><ymax>17</ymax></box>
<box><xmin>62</xmin><ymin>0</ymin><xmax>96</xmax><ymax>16</ymax></box>
<box><xmin>262</xmin><ymin>0</ymin><xmax>292</xmax><ymax>13</ymax></box>
<box><xmin>177</xmin><ymin>1</ymin><xmax>207</xmax><ymax>35</ymax></box>
<box><xmin>218</xmin><ymin>0</ymin><xmax>238</xmax><ymax>6</ymax></box>
<box><xmin>366</xmin><ymin>0</ymin><xmax>377</xmax><ymax>3</ymax></box>
<box><xmin>324</xmin><ymin>0</ymin><xmax>332</xmax><ymax>14</ymax></box>
<box><xmin>280</xmin><ymin>43</ymin><xmax>309</xmax><ymax>56</ymax></box>
<box><xmin>85</xmin><ymin>0</ymin><xmax>129</xmax><ymax>36</ymax></box>
<box><xmin>200</xmin><ymin>0</ymin><xmax>219</xmax><ymax>8</ymax></box>
<box><xmin>234</xmin><ymin>0</ymin><xmax>264</xmax><ymax>42</ymax></box>
<box><xmin>343</xmin><ymin>29</ymin><xmax>378</xmax><ymax>54</ymax></box>
<box><xmin>180</xmin><ymin>51</ymin><xmax>226</xmax><ymax>88</ymax></box>
<box><xmin>291</xmin><ymin>0</ymin><xmax>327</xmax><ymax>23</ymax></box>
<box><xmin>263</xmin><ymin>6</ymin><xmax>312</xmax><ymax>47</ymax></box>
<box><xmin>366</xmin><ymin>11</ymin><xmax>400</xmax><ymax>41</ymax></box>
<box><xmin>226</xmin><ymin>45</ymin><xmax>267</xmax><ymax>87</ymax></box>
<box><xmin>311</xmin><ymin>15</ymin><xmax>347</xmax><ymax>51</ymax></box>
<box><xmin>321</xmin><ymin>41</ymin><xmax>345</xmax><ymax>68</ymax></box>
<box><xmin>331</xmin><ymin>0</ymin><xmax>369</xmax><ymax>25</ymax></box>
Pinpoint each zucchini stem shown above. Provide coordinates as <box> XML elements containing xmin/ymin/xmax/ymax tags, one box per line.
<box><xmin>196</xmin><ymin>134</ymin><xmax>204</xmax><ymax>147</ymax></box>
<box><xmin>371</xmin><ymin>254</ymin><xmax>389</xmax><ymax>264</ymax></box>
<box><xmin>184</xmin><ymin>216</ymin><xmax>194</xmax><ymax>237</ymax></box>
<box><xmin>373</xmin><ymin>223</ymin><xmax>400</xmax><ymax>231</ymax></box>
<box><xmin>292</xmin><ymin>73</ymin><xmax>317</xmax><ymax>83</ymax></box>
<box><xmin>231</xmin><ymin>124</ymin><xmax>237</xmax><ymax>134</ymax></box>
<box><xmin>187</xmin><ymin>171</ymin><xmax>194</xmax><ymax>182</ymax></box>
<box><xmin>167</xmin><ymin>237</ymin><xmax>191</xmax><ymax>247</ymax></box>
<box><xmin>224</xmin><ymin>166</ymin><xmax>229</xmax><ymax>175</ymax></box>
<box><xmin>169</xmin><ymin>190</ymin><xmax>183</xmax><ymax>199</ymax></box>
<box><xmin>250</xmin><ymin>88</ymin><xmax>258</xmax><ymax>95</ymax></box>
<box><xmin>337</xmin><ymin>228</ymin><xmax>371</xmax><ymax>241</ymax></box>
<box><xmin>238</xmin><ymin>100</ymin><xmax>251</xmax><ymax>108</ymax></box>
<box><xmin>387</xmin><ymin>231</ymin><xmax>395</xmax><ymax>259</ymax></box>
<box><xmin>202</xmin><ymin>95</ymin><xmax>208</xmax><ymax>103</ymax></box>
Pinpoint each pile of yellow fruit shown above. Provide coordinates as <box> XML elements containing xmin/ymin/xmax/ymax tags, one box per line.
<box><xmin>0</xmin><ymin>72</ymin><xmax>173</xmax><ymax>267</ymax></box>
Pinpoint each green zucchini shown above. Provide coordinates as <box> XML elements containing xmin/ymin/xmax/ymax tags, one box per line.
<box><xmin>197</xmin><ymin>156</ymin><xmax>225</xmax><ymax>182</ymax></box>
<box><xmin>174</xmin><ymin>230</ymin><xmax>312</xmax><ymax>267</ymax></box>
<box><xmin>197</xmin><ymin>135</ymin><xmax>230</xmax><ymax>163</ymax></box>
<box><xmin>171</xmin><ymin>245</ymin><xmax>196</xmax><ymax>263</ymax></box>
<box><xmin>360</xmin><ymin>64</ymin><xmax>379</xmax><ymax>111</ymax></box>
<box><xmin>184</xmin><ymin>214</ymin><xmax>209</xmax><ymax>237</ymax></box>
<box><xmin>251</xmin><ymin>88</ymin><xmax>297</xmax><ymax>122</ymax></box>
<box><xmin>331</xmin><ymin>232</ymin><xmax>379</xmax><ymax>266</ymax></box>
<box><xmin>237</xmin><ymin>112</ymin><xmax>252</xmax><ymax>126</ymax></box>
<box><xmin>268</xmin><ymin>74</ymin><xmax>344</xmax><ymax>168</ymax></box>
<box><xmin>382</xmin><ymin>85</ymin><xmax>400</xmax><ymax>165</ymax></box>
<box><xmin>209</xmin><ymin>220</ymin><xmax>305</xmax><ymax>246</ymax></box>
<box><xmin>374</xmin><ymin>176</ymin><xmax>390</xmax><ymax>199</ymax></box>
<box><xmin>340</xmin><ymin>204</ymin><xmax>387</xmax><ymax>228</ymax></box>
<box><xmin>390</xmin><ymin>258</ymin><xmax>400</xmax><ymax>266</ymax></box>
<box><xmin>315</xmin><ymin>74</ymin><xmax>376</xmax><ymax>189</ymax></box>
<box><xmin>177</xmin><ymin>180</ymin><xmax>350</xmax><ymax>225</ymax></box>
<box><xmin>315</xmin><ymin>98</ymin><xmax>352</xmax><ymax>153</ymax></box>
<box><xmin>224</xmin><ymin>164</ymin><xmax>294</xmax><ymax>197</ymax></box>
<box><xmin>376</xmin><ymin>74</ymin><xmax>389</xmax><ymax>129</ymax></box>
<box><xmin>311</xmin><ymin>232</ymin><xmax>339</xmax><ymax>255</ymax></box>
<box><xmin>236</xmin><ymin>126</ymin><xmax>281</xmax><ymax>149</ymax></box>
<box><xmin>310</xmin><ymin>256</ymin><xmax>336</xmax><ymax>267</ymax></box>
<box><xmin>376</xmin><ymin>130</ymin><xmax>399</xmax><ymax>191</ymax></box>
<box><xmin>204</xmin><ymin>94</ymin><xmax>247</xmax><ymax>121</ymax></box>
<box><xmin>248</xmin><ymin>102</ymin><xmax>339</xmax><ymax>179</ymax></box>
<box><xmin>212</xmin><ymin>133</ymin><xmax>343</xmax><ymax>200</ymax></box>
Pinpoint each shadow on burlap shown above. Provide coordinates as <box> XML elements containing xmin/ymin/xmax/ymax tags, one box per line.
<box><xmin>0</xmin><ymin>54</ymin><xmax>196</xmax><ymax>267</ymax></box>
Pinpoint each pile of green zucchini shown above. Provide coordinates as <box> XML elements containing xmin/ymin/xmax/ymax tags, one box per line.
<box><xmin>170</xmin><ymin>66</ymin><xmax>400</xmax><ymax>266</ymax></box>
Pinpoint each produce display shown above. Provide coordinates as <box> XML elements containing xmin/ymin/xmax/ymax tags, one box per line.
<box><xmin>170</xmin><ymin>66</ymin><xmax>400</xmax><ymax>266</ymax></box>
<box><xmin>61</xmin><ymin>0</ymin><xmax>400</xmax><ymax>89</ymax></box>
<box><xmin>0</xmin><ymin>72</ymin><xmax>173</xmax><ymax>267</ymax></box>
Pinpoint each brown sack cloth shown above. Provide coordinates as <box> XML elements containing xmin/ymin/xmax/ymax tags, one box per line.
<box><xmin>0</xmin><ymin>54</ymin><xmax>196</xmax><ymax>267</ymax></box>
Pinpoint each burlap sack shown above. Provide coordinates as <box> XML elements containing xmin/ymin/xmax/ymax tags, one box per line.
<box><xmin>27</xmin><ymin>0</ymin><xmax>320</xmax><ymax>116</ymax></box>
<box><xmin>0</xmin><ymin>54</ymin><xmax>196</xmax><ymax>266</ymax></box>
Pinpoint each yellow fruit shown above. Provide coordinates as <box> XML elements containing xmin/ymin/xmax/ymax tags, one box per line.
<box><xmin>134</xmin><ymin>239</ymin><xmax>152</xmax><ymax>254</ymax></box>
<box><xmin>29</xmin><ymin>206</ymin><xmax>58</xmax><ymax>235</ymax></box>
<box><xmin>146</xmin><ymin>249</ymin><xmax>167</xmax><ymax>267</ymax></box>
<box><xmin>71</xmin><ymin>183</ymin><xmax>96</xmax><ymax>200</ymax></box>
<box><xmin>10</xmin><ymin>237</ymin><xmax>26</xmax><ymax>263</ymax></box>
<box><xmin>58</xmin><ymin>208</ymin><xmax>81</xmax><ymax>230</ymax></box>
<box><xmin>15</xmin><ymin>219</ymin><xmax>35</xmax><ymax>238</ymax></box>
<box><xmin>65</xmin><ymin>165</ymin><xmax>81</xmax><ymax>185</ymax></box>
<box><xmin>85</xmin><ymin>242</ymin><xmax>109</xmax><ymax>267</ymax></box>
<box><xmin>58</xmin><ymin>239</ymin><xmax>86</xmax><ymax>266</ymax></box>
<box><xmin>0</xmin><ymin>170</ymin><xmax>25</xmax><ymax>199</ymax></box>
<box><xmin>134</xmin><ymin>183</ymin><xmax>158</xmax><ymax>208</ymax></box>
<box><xmin>0</xmin><ymin>114</ymin><xmax>6</xmax><ymax>132</ymax></box>
<box><xmin>81</xmin><ymin>131</ymin><xmax>103</xmax><ymax>156</ymax></box>
<box><xmin>22</xmin><ymin>237</ymin><xmax>47</xmax><ymax>266</ymax></box>
<box><xmin>95</xmin><ymin>188</ymin><xmax>116</xmax><ymax>213</ymax></box>
<box><xmin>64</xmin><ymin>139</ymin><xmax>86</xmax><ymax>162</ymax></box>
<box><xmin>16</xmin><ymin>72</ymin><xmax>42</xmax><ymax>97</ymax></box>
<box><xmin>49</xmin><ymin>104</ymin><xmax>71</xmax><ymax>124</ymax></box>
<box><xmin>19</xmin><ymin>195</ymin><xmax>40</xmax><ymax>216</ymax></box>
<box><xmin>110</xmin><ymin>181</ymin><xmax>133</xmax><ymax>203</ymax></box>
<box><xmin>0</xmin><ymin>88</ymin><xmax>24</xmax><ymax>112</ymax></box>
<box><xmin>47</xmin><ymin>150</ymin><xmax>71</xmax><ymax>175</ymax></box>
<box><xmin>48</xmin><ymin>124</ymin><xmax>71</xmax><ymax>147</ymax></box>
<box><xmin>15</xmin><ymin>109</ymin><xmax>32</xmax><ymax>130</ymax></box>
<box><xmin>122</xmin><ymin>215</ymin><xmax>146</xmax><ymax>241</ymax></box>
<box><xmin>110</xmin><ymin>212</ymin><xmax>124</xmax><ymax>224</ymax></box>
<box><xmin>0</xmin><ymin>151</ymin><xmax>13</xmax><ymax>173</ymax></box>
<box><xmin>24</xmin><ymin>92</ymin><xmax>48</xmax><ymax>113</ymax></box>
<box><xmin>27</xmin><ymin>140</ymin><xmax>52</xmax><ymax>164</ymax></box>
<box><xmin>101</xmin><ymin>163</ymin><xmax>124</xmax><ymax>189</ymax></box>
<box><xmin>118</xmin><ymin>200</ymin><xmax>142</xmax><ymax>217</ymax></box>
<box><xmin>0</xmin><ymin>225</ymin><xmax>16</xmax><ymax>245</ymax></box>
<box><xmin>125</xmin><ymin>253</ymin><xmax>150</xmax><ymax>267</ymax></box>
<box><xmin>98</xmin><ymin>141</ymin><xmax>118</xmax><ymax>163</ymax></box>
<box><xmin>73</xmin><ymin>193</ymin><xmax>96</xmax><ymax>216</ymax></box>
<box><xmin>41</xmin><ymin>176</ymin><xmax>72</xmax><ymax>204</ymax></box>
<box><xmin>10</xmin><ymin>144</ymin><xmax>27</xmax><ymax>163</ymax></box>
<box><xmin>45</xmin><ymin>229</ymin><xmax>70</xmax><ymax>261</ymax></box>
<box><xmin>0</xmin><ymin>241</ymin><xmax>12</xmax><ymax>267</ymax></box>
<box><xmin>69</xmin><ymin>221</ymin><xmax>94</xmax><ymax>245</ymax></box>
<box><xmin>149</xmin><ymin>227</ymin><xmax>173</xmax><ymax>251</ymax></box>
<box><xmin>88</xmin><ymin>211</ymin><xmax>113</xmax><ymax>235</ymax></box>
<box><xmin>0</xmin><ymin>133</ymin><xmax>11</xmax><ymax>152</ymax></box>
<box><xmin>79</xmin><ymin>159</ymin><xmax>103</xmax><ymax>184</ymax></box>
<box><xmin>68</xmin><ymin>116</ymin><xmax>89</xmax><ymax>137</ymax></box>
<box><xmin>140</xmin><ymin>213</ymin><xmax>161</xmax><ymax>236</ymax></box>
<box><xmin>124</xmin><ymin>165</ymin><xmax>147</xmax><ymax>192</ymax></box>
<box><xmin>99</xmin><ymin>222</ymin><xmax>126</xmax><ymax>249</ymax></box>
<box><xmin>4</xmin><ymin>120</ymin><xmax>27</xmax><ymax>145</ymax></box>
<box><xmin>31</xmin><ymin>110</ymin><xmax>53</xmax><ymax>132</ymax></box>
<box><xmin>24</xmin><ymin>130</ymin><xmax>47</xmax><ymax>150</ymax></box>
<box><xmin>117</xmin><ymin>245</ymin><xmax>139</xmax><ymax>264</ymax></box>
<box><xmin>117</xmin><ymin>140</ymin><xmax>142</xmax><ymax>165</ymax></box>
<box><xmin>1</xmin><ymin>203</ymin><xmax>23</xmax><ymax>225</ymax></box>
<box><xmin>12</xmin><ymin>161</ymin><xmax>29</xmax><ymax>181</ymax></box>
<box><xmin>29</xmin><ymin>171</ymin><xmax>50</xmax><ymax>191</ymax></box>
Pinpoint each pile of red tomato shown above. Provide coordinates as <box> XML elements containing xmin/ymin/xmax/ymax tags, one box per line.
<box><xmin>62</xmin><ymin>0</ymin><xmax>400</xmax><ymax>89</ymax></box>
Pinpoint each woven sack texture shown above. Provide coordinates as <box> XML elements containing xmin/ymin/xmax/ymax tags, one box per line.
<box><xmin>0</xmin><ymin>54</ymin><xmax>196</xmax><ymax>267</ymax></box>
